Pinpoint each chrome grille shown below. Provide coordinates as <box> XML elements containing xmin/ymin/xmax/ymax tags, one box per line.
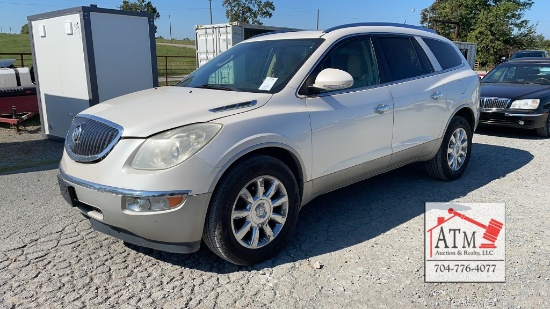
<box><xmin>65</xmin><ymin>116</ymin><xmax>123</xmax><ymax>163</ymax></box>
<box><xmin>480</xmin><ymin>97</ymin><xmax>511</xmax><ymax>109</ymax></box>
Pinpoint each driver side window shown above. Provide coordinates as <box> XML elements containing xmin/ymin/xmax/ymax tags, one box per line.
<box><xmin>313</xmin><ymin>37</ymin><xmax>380</xmax><ymax>93</ymax></box>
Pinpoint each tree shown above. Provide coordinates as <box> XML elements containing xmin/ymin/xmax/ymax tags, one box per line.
<box><xmin>120</xmin><ymin>0</ymin><xmax>160</xmax><ymax>32</ymax></box>
<box><xmin>120</xmin><ymin>0</ymin><xmax>160</xmax><ymax>20</ymax></box>
<box><xmin>222</xmin><ymin>0</ymin><xmax>275</xmax><ymax>25</ymax></box>
<box><xmin>533</xmin><ymin>36</ymin><xmax>550</xmax><ymax>51</ymax></box>
<box><xmin>420</xmin><ymin>0</ymin><xmax>537</xmax><ymax>66</ymax></box>
<box><xmin>20</xmin><ymin>24</ymin><xmax>29</xmax><ymax>34</ymax></box>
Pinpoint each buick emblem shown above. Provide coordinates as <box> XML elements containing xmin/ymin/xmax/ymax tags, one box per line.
<box><xmin>72</xmin><ymin>125</ymin><xmax>83</xmax><ymax>143</ymax></box>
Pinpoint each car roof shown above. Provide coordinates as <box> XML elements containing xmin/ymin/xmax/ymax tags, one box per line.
<box><xmin>506</xmin><ymin>57</ymin><xmax>550</xmax><ymax>64</ymax></box>
<box><xmin>246</xmin><ymin>30</ymin><xmax>324</xmax><ymax>41</ymax></box>
<box><xmin>246</xmin><ymin>22</ymin><xmax>441</xmax><ymax>43</ymax></box>
<box><xmin>513</xmin><ymin>50</ymin><xmax>547</xmax><ymax>53</ymax></box>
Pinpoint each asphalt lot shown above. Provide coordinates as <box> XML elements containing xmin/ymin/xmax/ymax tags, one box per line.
<box><xmin>0</xmin><ymin>123</ymin><xmax>549</xmax><ymax>308</ymax></box>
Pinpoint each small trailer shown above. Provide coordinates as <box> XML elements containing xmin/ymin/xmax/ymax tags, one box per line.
<box><xmin>0</xmin><ymin>64</ymin><xmax>38</xmax><ymax>130</ymax></box>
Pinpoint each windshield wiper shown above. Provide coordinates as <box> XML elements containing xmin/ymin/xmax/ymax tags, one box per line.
<box><xmin>197</xmin><ymin>84</ymin><xmax>241</xmax><ymax>92</ymax></box>
<box><xmin>511</xmin><ymin>81</ymin><xmax>540</xmax><ymax>85</ymax></box>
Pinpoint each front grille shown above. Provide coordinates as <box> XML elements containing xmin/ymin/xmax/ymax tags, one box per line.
<box><xmin>65</xmin><ymin>116</ymin><xmax>123</xmax><ymax>163</ymax></box>
<box><xmin>480</xmin><ymin>97</ymin><xmax>511</xmax><ymax>109</ymax></box>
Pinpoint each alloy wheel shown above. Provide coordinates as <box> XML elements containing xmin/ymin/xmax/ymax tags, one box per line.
<box><xmin>447</xmin><ymin>128</ymin><xmax>468</xmax><ymax>171</ymax></box>
<box><xmin>230</xmin><ymin>175</ymin><xmax>288</xmax><ymax>249</ymax></box>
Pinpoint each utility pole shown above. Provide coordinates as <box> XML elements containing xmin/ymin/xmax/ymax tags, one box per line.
<box><xmin>169</xmin><ymin>14</ymin><xmax>172</xmax><ymax>43</ymax></box>
<box><xmin>316</xmin><ymin>9</ymin><xmax>319</xmax><ymax>30</ymax></box>
<box><xmin>432</xmin><ymin>19</ymin><xmax>460</xmax><ymax>40</ymax></box>
<box><xmin>209</xmin><ymin>0</ymin><xmax>213</xmax><ymax>24</ymax></box>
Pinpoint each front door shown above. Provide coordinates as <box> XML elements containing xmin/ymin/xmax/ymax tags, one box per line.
<box><xmin>304</xmin><ymin>36</ymin><xmax>394</xmax><ymax>194</ymax></box>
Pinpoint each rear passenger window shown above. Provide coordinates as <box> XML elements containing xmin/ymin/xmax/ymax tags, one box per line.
<box><xmin>423</xmin><ymin>38</ymin><xmax>463</xmax><ymax>70</ymax></box>
<box><xmin>412</xmin><ymin>39</ymin><xmax>434</xmax><ymax>74</ymax></box>
<box><xmin>377</xmin><ymin>37</ymin><xmax>423</xmax><ymax>82</ymax></box>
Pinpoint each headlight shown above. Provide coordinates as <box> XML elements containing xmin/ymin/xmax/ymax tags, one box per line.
<box><xmin>510</xmin><ymin>99</ymin><xmax>540</xmax><ymax>109</ymax></box>
<box><xmin>132</xmin><ymin>123</ymin><xmax>222</xmax><ymax>170</ymax></box>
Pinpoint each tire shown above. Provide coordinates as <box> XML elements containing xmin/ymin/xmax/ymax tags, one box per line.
<box><xmin>203</xmin><ymin>154</ymin><xmax>300</xmax><ymax>265</ymax></box>
<box><xmin>426</xmin><ymin>116</ymin><xmax>472</xmax><ymax>180</ymax></box>
<box><xmin>535</xmin><ymin>114</ymin><xmax>550</xmax><ymax>137</ymax></box>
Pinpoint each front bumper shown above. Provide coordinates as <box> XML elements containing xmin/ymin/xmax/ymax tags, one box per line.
<box><xmin>57</xmin><ymin>169</ymin><xmax>211</xmax><ymax>253</ymax></box>
<box><xmin>479</xmin><ymin>110</ymin><xmax>548</xmax><ymax>129</ymax></box>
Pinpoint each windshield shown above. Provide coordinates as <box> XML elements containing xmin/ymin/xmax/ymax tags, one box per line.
<box><xmin>178</xmin><ymin>38</ymin><xmax>324</xmax><ymax>93</ymax></box>
<box><xmin>482</xmin><ymin>63</ymin><xmax>550</xmax><ymax>85</ymax></box>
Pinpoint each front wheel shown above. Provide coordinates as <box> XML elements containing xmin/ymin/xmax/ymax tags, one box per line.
<box><xmin>426</xmin><ymin>116</ymin><xmax>472</xmax><ymax>180</ymax></box>
<box><xmin>203</xmin><ymin>154</ymin><xmax>300</xmax><ymax>265</ymax></box>
<box><xmin>536</xmin><ymin>114</ymin><xmax>550</xmax><ymax>137</ymax></box>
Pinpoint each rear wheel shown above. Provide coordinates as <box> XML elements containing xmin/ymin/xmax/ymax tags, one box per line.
<box><xmin>536</xmin><ymin>115</ymin><xmax>550</xmax><ymax>137</ymax></box>
<box><xmin>203</xmin><ymin>154</ymin><xmax>300</xmax><ymax>265</ymax></box>
<box><xmin>426</xmin><ymin>116</ymin><xmax>472</xmax><ymax>180</ymax></box>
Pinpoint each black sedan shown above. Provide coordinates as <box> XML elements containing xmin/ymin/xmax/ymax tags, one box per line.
<box><xmin>480</xmin><ymin>58</ymin><xmax>550</xmax><ymax>137</ymax></box>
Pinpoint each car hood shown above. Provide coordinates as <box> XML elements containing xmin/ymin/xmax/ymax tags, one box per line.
<box><xmin>82</xmin><ymin>87</ymin><xmax>272</xmax><ymax>137</ymax></box>
<box><xmin>480</xmin><ymin>83</ymin><xmax>550</xmax><ymax>100</ymax></box>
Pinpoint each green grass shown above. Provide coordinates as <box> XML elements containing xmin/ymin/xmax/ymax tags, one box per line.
<box><xmin>0</xmin><ymin>33</ymin><xmax>33</xmax><ymax>67</ymax></box>
<box><xmin>156</xmin><ymin>44</ymin><xmax>196</xmax><ymax>77</ymax></box>
<box><xmin>156</xmin><ymin>38</ymin><xmax>195</xmax><ymax>45</ymax></box>
<box><xmin>0</xmin><ymin>33</ymin><xmax>197</xmax><ymax>76</ymax></box>
<box><xmin>0</xmin><ymin>34</ymin><xmax>195</xmax><ymax>54</ymax></box>
<box><xmin>0</xmin><ymin>33</ymin><xmax>31</xmax><ymax>53</ymax></box>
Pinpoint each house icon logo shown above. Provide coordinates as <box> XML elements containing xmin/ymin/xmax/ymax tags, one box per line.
<box><xmin>425</xmin><ymin>203</ymin><xmax>505</xmax><ymax>283</ymax></box>
<box><xmin>426</xmin><ymin>207</ymin><xmax>504</xmax><ymax>258</ymax></box>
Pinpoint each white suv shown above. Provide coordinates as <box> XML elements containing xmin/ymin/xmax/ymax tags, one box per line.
<box><xmin>58</xmin><ymin>23</ymin><xmax>480</xmax><ymax>265</ymax></box>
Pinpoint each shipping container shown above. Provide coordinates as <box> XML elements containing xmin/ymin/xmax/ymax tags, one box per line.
<box><xmin>195</xmin><ymin>23</ymin><xmax>299</xmax><ymax>67</ymax></box>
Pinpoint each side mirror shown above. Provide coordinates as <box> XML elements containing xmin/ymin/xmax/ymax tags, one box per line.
<box><xmin>311</xmin><ymin>68</ymin><xmax>353</xmax><ymax>91</ymax></box>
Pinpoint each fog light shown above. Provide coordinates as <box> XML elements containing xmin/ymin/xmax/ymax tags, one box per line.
<box><xmin>125</xmin><ymin>196</ymin><xmax>185</xmax><ymax>212</ymax></box>
<box><xmin>518</xmin><ymin>120</ymin><xmax>525</xmax><ymax>125</ymax></box>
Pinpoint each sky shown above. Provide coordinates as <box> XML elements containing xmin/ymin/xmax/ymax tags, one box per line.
<box><xmin>1</xmin><ymin>0</ymin><xmax>550</xmax><ymax>41</ymax></box>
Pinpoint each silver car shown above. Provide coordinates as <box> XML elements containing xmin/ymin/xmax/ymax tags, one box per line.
<box><xmin>58</xmin><ymin>23</ymin><xmax>480</xmax><ymax>265</ymax></box>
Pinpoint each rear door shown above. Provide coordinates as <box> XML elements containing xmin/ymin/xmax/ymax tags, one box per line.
<box><xmin>374</xmin><ymin>35</ymin><xmax>447</xmax><ymax>162</ymax></box>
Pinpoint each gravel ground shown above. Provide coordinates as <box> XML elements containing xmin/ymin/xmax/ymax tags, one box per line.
<box><xmin>0</xmin><ymin>123</ymin><xmax>549</xmax><ymax>308</ymax></box>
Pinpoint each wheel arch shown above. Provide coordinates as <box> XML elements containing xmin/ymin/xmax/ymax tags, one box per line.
<box><xmin>428</xmin><ymin>105</ymin><xmax>476</xmax><ymax>161</ymax></box>
<box><xmin>452</xmin><ymin>106</ymin><xmax>476</xmax><ymax>132</ymax></box>
<box><xmin>440</xmin><ymin>105</ymin><xmax>476</xmax><ymax>139</ymax></box>
<box><xmin>207</xmin><ymin>143</ymin><xmax>306</xmax><ymax>204</ymax></box>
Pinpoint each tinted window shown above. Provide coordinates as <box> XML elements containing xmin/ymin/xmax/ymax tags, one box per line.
<box><xmin>309</xmin><ymin>36</ymin><xmax>380</xmax><ymax>92</ymax></box>
<box><xmin>482</xmin><ymin>63</ymin><xmax>550</xmax><ymax>85</ymax></box>
<box><xmin>412</xmin><ymin>39</ymin><xmax>434</xmax><ymax>74</ymax></box>
<box><xmin>423</xmin><ymin>38</ymin><xmax>463</xmax><ymax>70</ymax></box>
<box><xmin>377</xmin><ymin>37</ymin><xmax>423</xmax><ymax>82</ymax></box>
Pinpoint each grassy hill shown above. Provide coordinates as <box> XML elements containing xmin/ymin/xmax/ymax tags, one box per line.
<box><xmin>0</xmin><ymin>33</ymin><xmax>195</xmax><ymax>55</ymax></box>
<box><xmin>0</xmin><ymin>33</ymin><xmax>197</xmax><ymax>80</ymax></box>
<box><xmin>0</xmin><ymin>33</ymin><xmax>31</xmax><ymax>53</ymax></box>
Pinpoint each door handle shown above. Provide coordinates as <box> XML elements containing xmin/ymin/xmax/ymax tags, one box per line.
<box><xmin>374</xmin><ymin>104</ymin><xmax>391</xmax><ymax>114</ymax></box>
<box><xmin>430</xmin><ymin>91</ymin><xmax>443</xmax><ymax>100</ymax></box>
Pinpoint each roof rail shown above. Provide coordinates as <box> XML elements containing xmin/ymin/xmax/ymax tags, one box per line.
<box><xmin>323</xmin><ymin>22</ymin><xmax>436</xmax><ymax>34</ymax></box>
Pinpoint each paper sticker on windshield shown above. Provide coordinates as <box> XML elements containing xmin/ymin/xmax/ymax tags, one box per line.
<box><xmin>259</xmin><ymin>77</ymin><xmax>278</xmax><ymax>91</ymax></box>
